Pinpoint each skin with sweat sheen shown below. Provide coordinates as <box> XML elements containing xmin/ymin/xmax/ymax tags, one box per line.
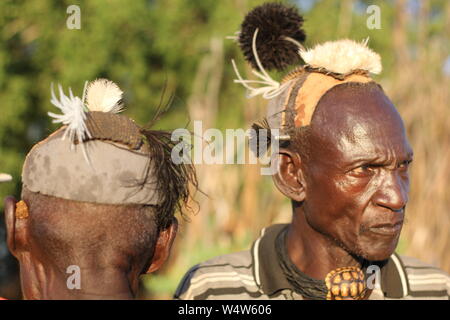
<box><xmin>277</xmin><ymin>84</ymin><xmax>413</xmax><ymax>281</ymax></box>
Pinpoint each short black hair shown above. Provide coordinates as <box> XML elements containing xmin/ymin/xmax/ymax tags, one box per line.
<box><xmin>140</xmin><ymin>128</ymin><xmax>198</xmax><ymax>230</ymax></box>
<box><xmin>22</xmin><ymin>187</ymin><xmax>159</xmax><ymax>271</ymax></box>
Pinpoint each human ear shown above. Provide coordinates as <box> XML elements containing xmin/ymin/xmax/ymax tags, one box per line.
<box><xmin>146</xmin><ymin>217</ymin><xmax>178</xmax><ymax>273</ymax></box>
<box><xmin>272</xmin><ymin>148</ymin><xmax>307</xmax><ymax>202</ymax></box>
<box><xmin>4</xmin><ymin>196</ymin><xmax>29</xmax><ymax>257</ymax></box>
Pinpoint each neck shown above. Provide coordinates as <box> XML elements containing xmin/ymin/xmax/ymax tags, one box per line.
<box><xmin>286</xmin><ymin>203</ymin><xmax>363</xmax><ymax>280</ymax></box>
<box><xmin>20</xmin><ymin>255</ymin><xmax>137</xmax><ymax>300</ymax></box>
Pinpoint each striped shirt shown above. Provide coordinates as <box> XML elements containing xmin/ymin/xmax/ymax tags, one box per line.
<box><xmin>174</xmin><ymin>224</ymin><xmax>450</xmax><ymax>300</ymax></box>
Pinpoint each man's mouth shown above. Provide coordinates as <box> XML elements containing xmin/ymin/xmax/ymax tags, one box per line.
<box><xmin>368</xmin><ymin>221</ymin><xmax>403</xmax><ymax>236</ymax></box>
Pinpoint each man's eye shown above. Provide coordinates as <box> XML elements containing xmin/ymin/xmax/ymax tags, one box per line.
<box><xmin>350</xmin><ymin>165</ymin><xmax>376</xmax><ymax>175</ymax></box>
<box><xmin>398</xmin><ymin>160</ymin><xmax>412</xmax><ymax>170</ymax></box>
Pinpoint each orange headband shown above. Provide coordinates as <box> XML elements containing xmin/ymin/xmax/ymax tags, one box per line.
<box><xmin>289</xmin><ymin>72</ymin><xmax>373</xmax><ymax>128</ymax></box>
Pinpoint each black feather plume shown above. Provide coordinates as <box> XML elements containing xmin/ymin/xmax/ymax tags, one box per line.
<box><xmin>249</xmin><ymin>118</ymin><xmax>272</xmax><ymax>157</ymax></box>
<box><xmin>238</xmin><ymin>2</ymin><xmax>306</xmax><ymax>71</ymax></box>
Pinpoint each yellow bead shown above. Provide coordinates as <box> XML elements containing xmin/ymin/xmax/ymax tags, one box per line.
<box><xmin>350</xmin><ymin>282</ymin><xmax>359</xmax><ymax>297</ymax></box>
<box><xmin>332</xmin><ymin>285</ymin><xmax>341</xmax><ymax>296</ymax></box>
<box><xmin>342</xmin><ymin>272</ymin><xmax>352</xmax><ymax>280</ymax></box>
<box><xmin>333</xmin><ymin>274</ymin><xmax>342</xmax><ymax>284</ymax></box>
<box><xmin>341</xmin><ymin>284</ymin><xmax>349</xmax><ymax>297</ymax></box>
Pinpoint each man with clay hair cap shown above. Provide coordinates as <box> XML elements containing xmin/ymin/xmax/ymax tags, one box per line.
<box><xmin>175</xmin><ymin>3</ymin><xmax>450</xmax><ymax>300</ymax></box>
<box><xmin>3</xmin><ymin>79</ymin><xmax>196</xmax><ymax>299</ymax></box>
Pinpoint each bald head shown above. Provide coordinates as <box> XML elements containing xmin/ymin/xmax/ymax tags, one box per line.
<box><xmin>277</xmin><ymin>82</ymin><xmax>413</xmax><ymax>260</ymax></box>
<box><xmin>309</xmin><ymin>82</ymin><xmax>410</xmax><ymax>161</ymax></box>
<box><xmin>288</xmin><ymin>82</ymin><xmax>411</xmax><ymax>162</ymax></box>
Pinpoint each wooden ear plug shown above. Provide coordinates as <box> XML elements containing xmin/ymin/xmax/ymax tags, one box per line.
<box><xmin>15</xmin><ymin>200</ymin><xmax>29</xmax><ymax>219</ymax></box>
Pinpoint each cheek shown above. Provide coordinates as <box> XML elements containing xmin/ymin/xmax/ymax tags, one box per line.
<box><xmin>307</xmin><ymin>173</ymin><xmax>370</xmax><ymax>215</ymax></box>
<box><xmin>304</xmin><ymin>173</ymin><xmax>371</xmax><ymax>236</ymax></box>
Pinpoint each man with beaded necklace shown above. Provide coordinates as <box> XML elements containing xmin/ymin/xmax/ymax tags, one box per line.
<box><xmin>174</xmin><ymin>3</ymin><xmax>450</xmax><ymax>300</ymax></box>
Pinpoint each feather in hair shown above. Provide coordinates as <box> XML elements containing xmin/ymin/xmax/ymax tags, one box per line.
<box><xmin>230</xmin><ymin>2</ymin><xmax>306</xmax><ymax>100</ymax></box>
<box><xmin>232</xmin><ymin>29</ymin><xmax>292</xmax><ymax>99</ymax></box>
<box><xmin>48</xmin><ymin>82</ymin><xmax>92</xmax><ymax>164</ymax></box>
<box><xmin>0</xmin><ymin>173</ymin><xmax>12</xmax><ymax>183</ymax></box>
<box><xmin>48</xmin><ymin>83</ymin><xmax>91</xmax><ymax>144</ymax></box>
<box><xmin>249</xmin><ymin>118</ymin><xmax>272</xmax><ymax>157</ymax></box>
<box><xmin>300</xmin><ymin>38</ymin><xmax>382</xmax><ymax>75</ymax></box>
<box><xmin>238</xmin><ymin>2</ymin><xmax>306</xmax><ymax>71</ymax></box>
<box><xmin>85</xmin><ymin>78</ymin><xmax>124</xmax><ymax>113</ymax></box>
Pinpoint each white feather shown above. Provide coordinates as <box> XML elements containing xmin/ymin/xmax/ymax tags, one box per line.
<box><xmin>0</xmin><ymin>173</ymin><xmax>12</xmax><ymax>182</ymax></box>
<box><xmin>299</xmin><ymin>38</ymin><xmax>382</xmax><ymax>75</ymax></box>
<box><xmin>48</xmin><ymin>83</ymin><xmax>92</xmax><ymax>164</ymax></box>
<box><xmin>48</xmin><ymin>83</ymin><xmax>90</xmax><ymax>143</ymax></box>
<box><xmin>85</xmin><ymin>78</ymin><xmax>124</xmax><ymax>113</ymax></box>
<box><xmin>231</xmin><ymin>29</ymin><xmax>288</xmax><ymax>100</ymax></box>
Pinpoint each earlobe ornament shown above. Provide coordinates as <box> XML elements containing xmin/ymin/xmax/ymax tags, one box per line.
<box><xmin>15</xmin><ymin>200</ymin><xmax>29</xmax><ymax>220</ymax></box>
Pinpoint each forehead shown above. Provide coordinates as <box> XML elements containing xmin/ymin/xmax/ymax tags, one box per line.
<box><xmin>308</xmin><ymin>84</ymin><xmax>413</xmax><ymax>164</ymax></box>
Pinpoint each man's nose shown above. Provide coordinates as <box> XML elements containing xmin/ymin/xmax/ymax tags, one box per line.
<box><xmin>373</xmin><ymin>170</ymin><xmax>409</xmax><ymax>212</ymax></box>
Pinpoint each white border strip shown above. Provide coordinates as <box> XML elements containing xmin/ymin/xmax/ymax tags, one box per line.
<box><xmin>252</xmin><ymin>227</ymin><xmax>267</xmax><ymax>287</ymax></box>
<box><xmin>391</xmin><ymin>254</ymin><xmax>408</xmax><ymax>297</ymax></box>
